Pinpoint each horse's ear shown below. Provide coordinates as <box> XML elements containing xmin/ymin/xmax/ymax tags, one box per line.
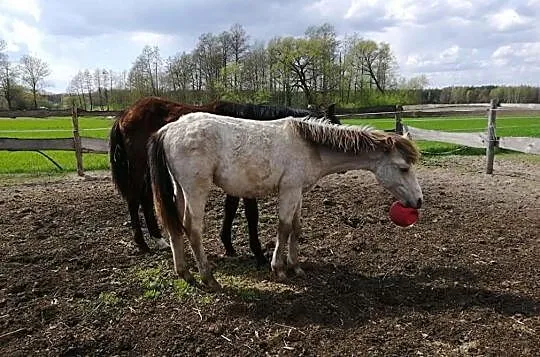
<box><xmin>402</xmin><ymin>131</ymin><xmax>411</xmax><ymax>140</ymax></box>
<box><xmin>327</xmin><ymin>103</ymin><xmax>336</xmax><ymax>116</ymax></box>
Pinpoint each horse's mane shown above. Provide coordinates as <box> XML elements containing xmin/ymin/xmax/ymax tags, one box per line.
<box><xmin>290</xmin><ymin>119</ymin><xmax>420</xmax><ymax>164</ymax></box>
<box><xmin>214</xmin><ymin>101</ymin><xmax>312</xmax><ymax>121</ymax></box>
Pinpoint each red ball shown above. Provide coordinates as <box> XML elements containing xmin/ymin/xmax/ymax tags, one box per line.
<box><xmin>389</xmin><ymin>201</ymin><xmax>419</xmax><ymax>227</ymax></box>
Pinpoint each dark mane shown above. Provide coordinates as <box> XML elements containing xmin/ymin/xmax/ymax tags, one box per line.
<box><xmin>214</xmin><ymin>101</ymin><xmax>340</xmax><ymax>124</ymax></box>
<box><xmin>290</xmin><ymin>119</ymin><xmax>420</xmax><ymax>164</ymax></box>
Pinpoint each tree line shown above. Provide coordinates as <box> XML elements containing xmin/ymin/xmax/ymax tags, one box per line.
<box><xmin>1</xmin><ymin>24</ymin><xmax>539</xmax><ymax>111</ymax></box>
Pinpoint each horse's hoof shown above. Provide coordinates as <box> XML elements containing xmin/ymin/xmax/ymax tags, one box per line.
<box><xmin>273</xmin><ymin>269</ymin><xmax>287</xmax><ymax>281</ymax></box>
<box><xmin>224</xmin><ymin>249</ymin><xmax>237</xmax><ymax>257</ymax></box>
<box><xmin>255</xmin><ymin>255</ymin><xmax>269</xmax><ymax>270</ymax></box>
<box><xmin>180</xmin><ymin>271</ymin><xmax>196</xmax><ymax>286</ymax></box>
<box><xmin>154</xmin><ymin>237</ymin><xmax>170</xmax><ymax>250</ymax></box>
<box><xmin>136</xmin><ymin>244</ymin><xmax>152</xmax><ymax>254</ymax></box>
<box><xmin>202</xmin><ymin>275</ymin><xmax>222</xmax><ymax>291</ymax></box>
<box><xmin>293</xmin><ymin>266</ymin><xmax>305</xmax><ymax>277</ymax></box>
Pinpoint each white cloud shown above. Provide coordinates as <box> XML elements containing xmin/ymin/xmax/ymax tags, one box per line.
<box><xmin>487</xmin><ymin>8</ymin><xmax>532</xmax><ymax>31</ymax></box>
<box><xmin>0</xmin><ymin>0</ymin><xmax>41</xmax><ymax>21</ymax></box>
<box><xmin>130</xmin><ymin>32</ymin><xmax>175</xmax><ymax>47</ymax></box>
<box><xmin>0</xmin><ymin>17</ymin><xmax>44</xmax><ymax>55</ymax></box>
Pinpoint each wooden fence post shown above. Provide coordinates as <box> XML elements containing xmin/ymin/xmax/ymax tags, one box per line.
<box><xmin>71</xmin><ymin>107</ymin><xmax>84</xmax><ymax>176</ymax></box>
<box><xmin>395</xmin><ymin>105</ymin><xmax>403</xmax><ymax>135</ymax></box>
<box><xmin>486</xmin><ymin>99</ymin><xmax>497</xmax><ymax>174</ymax></box>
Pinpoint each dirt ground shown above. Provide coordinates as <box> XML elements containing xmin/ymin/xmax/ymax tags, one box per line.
<box><xmin>1</xmin><ymin>155</ymin><xmax>539</xmax><ymax>356</ymax></box>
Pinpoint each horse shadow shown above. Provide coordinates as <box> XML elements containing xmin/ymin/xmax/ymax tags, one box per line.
<box><xmin>212</xmin><ymin>257</ymin><xmax>539</xmax><ymax>328</ymax></box>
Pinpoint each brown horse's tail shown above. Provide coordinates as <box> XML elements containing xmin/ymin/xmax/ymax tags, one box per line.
<box><xmin>109</xmin><ymin>117</ymin><xmax>131</xmax><ymax>200</ymax></box>
<box><xmin>148</xmin><ymin>129</ymin><xmax>184</xmax><ymax>236</ymax></box>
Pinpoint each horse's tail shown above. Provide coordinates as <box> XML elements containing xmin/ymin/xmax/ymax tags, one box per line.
<box><xmin>109</xmin><ymin>117</ymin><xmax>130</xmax><ymax>199</ymax></box>
<box><xmin>148</xmin><ymin>129</ymin><xmax>184</xmax><ymax>236</ymax></box>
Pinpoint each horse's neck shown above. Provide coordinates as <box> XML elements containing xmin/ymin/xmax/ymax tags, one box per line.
<box><xmin>318</xmin><ymin>147</ymin><xmax>381</xmax><ymax>176</ymax></box>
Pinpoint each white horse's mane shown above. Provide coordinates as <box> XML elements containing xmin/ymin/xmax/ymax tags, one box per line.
<box><xmin>289</xmin><ymin>117</ymin><xmax>420</xmax><ymax>163</ymax></box>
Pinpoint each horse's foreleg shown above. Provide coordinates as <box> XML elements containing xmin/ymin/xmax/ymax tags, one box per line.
<box><xmin>287</xmin><ymin>203</ymin><xmax>305</xmax><ymax>277</ymax></box>
<box><xmin>184</xmin><ymin>185</ymin><xmax>221</xmax><ymax>290</ymax></box>
<box><xmin>243</xmin><ymin>198</ymin><xmax>267</xmax><ymax>268</ymax></box>
<box><xmin>141</xmin><ymin>183</ymin><xmax>169</xmax><ymax>250</ymax></box>
<box><xmin>127</xmin><ymin>198</ymin><xmax>150</xmax><ymax>252</ymax></box>
<box><xmin>220</xmin><ymin>195</ymin><xmax>240</xmax><ymax>257</ymax></box>
<box><xmin>272</xmin><ymin>189</ymin><xmax>302</xmax><ymax>280</ymax></box>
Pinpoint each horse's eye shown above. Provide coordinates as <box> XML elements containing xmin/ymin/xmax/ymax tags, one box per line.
<box><xmin>400</xmin><ymin>167</ymin><xmax>409</xmax><ymax>173</ymax></box>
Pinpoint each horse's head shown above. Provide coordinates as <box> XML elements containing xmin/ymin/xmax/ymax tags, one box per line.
<box><xmin>373</xmin><ymin>134</ymin><xmax>423</xmax><ymax>209</ymax></box>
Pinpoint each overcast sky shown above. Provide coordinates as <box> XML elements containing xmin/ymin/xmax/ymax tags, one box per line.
<box><xmin>1</xmin><ymin>0</ymin><xmax>539</xmax><ymax>93</ymax></box>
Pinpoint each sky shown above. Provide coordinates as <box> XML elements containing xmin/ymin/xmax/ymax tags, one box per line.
<box><xmin>0</xmin><ymin>0</ymin><xmax>539</xmax><ymax>93</ymax></box>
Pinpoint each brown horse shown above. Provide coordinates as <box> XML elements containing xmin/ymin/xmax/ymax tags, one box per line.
<box><xmin>109</xmin><ymin>96</ymin><xmax>338</xmax><ymax>266</ymax></box>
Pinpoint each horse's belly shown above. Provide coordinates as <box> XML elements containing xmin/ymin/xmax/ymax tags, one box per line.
<box><xmin>213</xmin><ymin>160</ymin><xmax>281</xmax><ymax>198</ymax></box>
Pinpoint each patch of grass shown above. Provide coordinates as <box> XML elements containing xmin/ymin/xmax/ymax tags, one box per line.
<box><xmin>172</xmin><ymin>278</ymin><xmax>195</xmax><ymax>298</ymax></box>
<box><xmin>134</xmin><ymin>266</ymin><xmax>169</xmax><ymax>299</ymax></box>
<box><xmin>216</xmin><ymin>273</ymin><xmax>263</xmax><ymax>301</ymax></box>
<box><xmin>132</xmin><ymin>262</ymin><xmax>214</xmax><ymax>304</ymax></box>
<box><xmin>142</xmin><ymin>289</ymin><xmax>161</xmax><ymax>299</ymax></box>
<box><xmin>98</xmin><ymin>291</ymin><xmax>121</xmax><ymax>306</ymax></box>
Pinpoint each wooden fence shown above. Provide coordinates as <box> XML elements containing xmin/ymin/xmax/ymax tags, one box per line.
<box><xmin>0</xmin><ymin>108</ymin><xmax>110</xmax><ymax>176</ymax></box>
<box><xmin>396</xmin><ymin>100</ymin><xmax>540</xmax><ymax>173</ymax></box>
<box><xmin>1</xmin><ymin>103</ymin><xmax>539</xmax><ymax>175</ymax></box>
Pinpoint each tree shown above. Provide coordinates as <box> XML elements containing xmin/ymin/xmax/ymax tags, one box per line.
<box><xmin>229</xmin><ymin>24</ymin><xmax>249</xmax><ymax>90</ymax></box>
<box><xmin>193</xmin><ymin>33</ymin><xmax>222</xmax><ymax>94</ymax></box>
<box><xmin>346</xmin><ymin>37</ymin><xmax>397</xmax><ymax>94</ymax></box>
<box><xmin>0</xmin><ymin>39</ymin><xmax>19</xmax><ymax>109</ymax></box>
<box><xmin>268</xmin><ymin>37</ymin><xmax>318</xmax><ymax>104</ymax></box>
<box><xmin>129</xmin><ymin>45</ymin><xmax>162</xmax><ymax>96</ymax></box>
<box><xmin>0</xmin><ymin>58</ymin><xmax>18</xmax><ymax>109</ymax></box>
<box><xmin>19</xmin><ymin>55</ymin><xmax>51</xmax><ymax>108</ymax></box>
<box><xmin>165</xmin><ymin>52</ymin><xmax>195</xmax><ymax>101</ymax></box>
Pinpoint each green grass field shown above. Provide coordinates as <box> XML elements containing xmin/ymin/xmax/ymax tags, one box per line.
<box><xmin>0</xmin><ymin>115</ymin><xmax>539</xmax><ymax>175</ymax></box>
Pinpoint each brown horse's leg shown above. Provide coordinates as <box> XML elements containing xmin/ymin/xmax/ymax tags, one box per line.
<box><xmin>220</xmin><ymin>195</ymin><xmax>240</xmax><ymax>257</ymax></box>
<box><xmin>127</xmin><ymin>197</ymin><xmax>151</xmax><ymax>252</ymax></box>
<box><xmin>141</xmin><ymin>182</ymin><xmax>169</xmax><ymax>249</ymax></box>
<box><xmin>243</xmin><ymin>198</ymin><xmax>267</xmax><ymax>267</ymax></box>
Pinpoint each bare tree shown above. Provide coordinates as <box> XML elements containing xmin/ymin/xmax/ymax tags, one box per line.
<box><xmin>193</xmin><ymin>33</ymin><xmax>222</xmax><ymax>94</ymax></box>
<box><xmin>94</xmin><ymin>68</ymin><xmax>104</xmax><ymax>109</ymax></box>
<box><xmin>0</xmin><ymin>59</ymin><xmax>18</xmax><ymax>109</ymax></box>
<box><xmin>165</xmin><ymin>52</ymin><xmax>195</xmax><ymax>101</ymax></box>
<box><xmin>229</xmin><ymin>24</ymin><xmax>249</xmax><ymax>89</ymax></box>
<box><xmin>129</xmin><ymin>45</ymin><xmax>162</xmax><ymax>96</ymax></box>
<box><xmin>0</xmin><ymin>39</ymin><xmax>19</xmax><ymax>109</ymax></box>
<box><xmin>83</xmin><ymin>69</ymin><xmax>94</xmax><ymax>110</ymax></box>
<box><xmin>19</xmin><ymin>54</ymin><xmax>51</xmax><ymax>108</ymax></box>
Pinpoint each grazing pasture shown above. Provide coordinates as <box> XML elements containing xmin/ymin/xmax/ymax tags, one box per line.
<box><xmin>0</xmin><ymin>155</ymin><xmax>538</xmax><ymax>355</ymax></box>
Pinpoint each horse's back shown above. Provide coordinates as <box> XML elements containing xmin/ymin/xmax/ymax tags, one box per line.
<box><xmin>160</xmin><ymin>113</ymin><xmax>315</xmax><ymax>197</ymax></box>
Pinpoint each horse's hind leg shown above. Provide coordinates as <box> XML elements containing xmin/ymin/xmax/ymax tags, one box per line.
<box><xmin>141</xmin><ymin>181</ymin><xmax>169</xmax><ymax>250</ymax></box>
<box><xmin>220</xmin><ymin>195</ymin><xmax>240</xmax><ymax>257</ymax></box>
<box><xmin>127</xmin><ymin>197</ymin><xmax>150</xmax><ymax>252</ymax></box>
<box><xmin>243</xmin><ymin>198</ymin><xmax>267</xmax><ymax>268</ymax></box>
<box><xmin>169</xmin><ymin>190</ymin><xmax>194</xmax><ymax>284</ymax></box>
<box><xmin>287</xmin><ymin>203</ymin><xmax>305</xmax><ymax>277</ymax></box>
<box><xmin>184</xmin><ymin>183</ymin><xmax>220</xmax><ymax>290</ymax></box>
<box><xmin>271</xmin><ymin>188</ymin><xmax>302</xmax><ymax>280</ymax></box>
